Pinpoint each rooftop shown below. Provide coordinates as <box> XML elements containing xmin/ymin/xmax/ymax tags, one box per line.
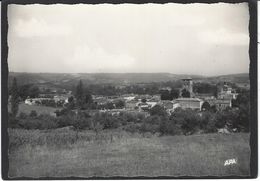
<box><xmin>175</xmin><ymin>98</ymin><xmax>203</xmax><ymax>102</ymax></box>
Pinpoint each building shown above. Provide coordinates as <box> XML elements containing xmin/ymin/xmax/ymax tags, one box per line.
<box><xmin>146</xmin><ymin>101</ymin><xmax>158</xmax><ymax>108</ymax></box>
<box><xmin>195</xmin><ymin>93</ymin><xmax>216</xmax><ymax>100</ymax></box>
<box><xmin>173</xmin><ymin>98</ymin><xmax>203</xmax><ymax>111</ymax></box>
<box><xmin>181</xmin><ymin>78</ymin><xmax>194</xmax><ymax>97</ymax></box>
<box><xmin>25</xmin><ymin>98</ymin><xmax>36</xmax><ymax>105</ymax></box>
<box><xmin>159</xmin><ymin>100</ymin><xmax>174</xmax><ymax>110</ymax></box>
<box><xmin>218</xmin><ymin>84</ymin><xmax>238</xmax><ymax>100</ymax></box>
<box><xmin>125</xmin><ymin>100</ymin><xmax>138</xmax><ymax>110</ymax></box>
<box><xmin>215</xmin><ymin>99</ymin><xmax>232</xmax><ymax>110</ymax></box>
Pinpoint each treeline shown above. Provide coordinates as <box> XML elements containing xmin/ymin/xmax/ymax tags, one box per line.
<box><xmin>9</xmin><ymin>78</ymin><xmax>250</xmax><ymax>135</ymax></box>
<box><xmin>9</xmin><ymin>103</ymin><xmax>249</xmax><ymax>135</ymax></box>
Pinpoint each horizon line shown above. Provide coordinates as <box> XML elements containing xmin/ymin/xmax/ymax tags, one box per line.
<box><xmin>8</xmin><ymin>71</ymin><xmax>249</xmax><ymax>77</ymax></box>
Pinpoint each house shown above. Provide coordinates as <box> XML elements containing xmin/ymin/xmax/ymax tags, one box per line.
<box><xmin>195</xmin><ymin>93</ymin><xmax>216</xmax><ymax>100</ymax></box>
<box><xmin>53</xmin><ymin>95</ymin><xmax>70</xmax><ymax>103</ymax></box>
<box><xmin>146</xmin><ymin>101</ymin><xmax>158</xmax><ymax>108</ymax></box>
<box><xmin>25</xmin><ymin>98</ymin><xmax>36</xmax><ymax>105</ymax></box>
<box><xmin>125</xmin><ymin>100</ymin><xmax>138</xmax><ymax>110</ymax></box>
<box><xmin>137</xmin><ymin>102</ymin><xmax>150</xmax><ymax>111</ymax></box>
<box><xmin>218</xmin><ymin>84</ymin><xmax>238</xmax><ymax>100</ymax></box>
<box><xmin>149</xmin><ymin>95</ymin><xmax>161</xmax><ymax>102</ymax></box>
<box><xmin>173</xmin><ymin>98</ymin><xmax>204</xmax><ymax>111</ymax></box>
<box><xmin>215</xmin><ymin>99</ymin><xmax>232</xmax><ymax>110</ymax></box>
<box><xmin>159</xmin><ymin>100</ymin><xmax>173</xmax><ymax>110</ymax></box>
<box><xmin>218</xmin><ymin>92</ymin><xmax>238</xmax><ymax>100</ymax></box>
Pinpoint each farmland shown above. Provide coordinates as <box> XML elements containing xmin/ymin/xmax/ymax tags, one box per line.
<box><xmin>8</xmin><ymin>129</ymin><xmax>250</xmax><ymax>178</ymax></box>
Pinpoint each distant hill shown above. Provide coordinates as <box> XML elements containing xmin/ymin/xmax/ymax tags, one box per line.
<box><xmin>204</xmin><ymin>73</ymin><xmax>249</xmax><ymax>84</ymax></box>
<box><xmin>8</xmin><ymin>72</ymin><xmax>249</xmax><ymax>90</ymax></box>
<box><xmin>8</xmin><ymin>72</ymin><xmax>203</xmax><ymax>86</ymax></box>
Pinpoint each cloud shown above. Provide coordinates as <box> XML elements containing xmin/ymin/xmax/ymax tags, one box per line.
<box><xmin>13</xmin><ymin>18</ymin><xmax>72</xmax><ymax>37</ymax></box>
<box><xmin>7</xmin><ymin>3</ymin><xmax>250</xmax><ymax>75</ymax></box>
<box><xmin>65</xmin><ymin>45</ymin><xmax>136</xmax><ymax>73</ymax></box>
<box><xmin>200</xmin><ymin>28</ymin><xmax>249</xmax><ymax>46</ymax></box>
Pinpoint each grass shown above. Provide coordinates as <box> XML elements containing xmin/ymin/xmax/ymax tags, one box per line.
<box><xmin>8</xmin><ymin>103</ymin><xmax>60</xmax><ymax>116</ymax></box>
<box><xmin>8</xmin><ymin>129</ymin><xmax>250</xmax><ymax>178</ymax></box>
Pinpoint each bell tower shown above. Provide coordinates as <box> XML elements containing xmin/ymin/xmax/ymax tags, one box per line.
<box><xmin>181</xmin><ymin>78</ymin><xmax>193</xmax><ymax>97</ymax></box>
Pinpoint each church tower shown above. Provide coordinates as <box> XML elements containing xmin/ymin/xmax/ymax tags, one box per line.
<box><xmin>181</xmin><ymin>78</ymin><xmax>193</xmax><ymax>98</ymax></box>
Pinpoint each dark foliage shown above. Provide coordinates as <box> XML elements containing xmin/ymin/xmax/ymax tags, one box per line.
<box><xmin>181</xmin><ymin>89</ymin><xmax>190</xmax><ymax>98</ymax></box>
<box><xmin>149</xmin><ymin>105</ymin><xmax>167</xmax><ymax>117</ymax></box>
<box><xmin>202</xmin><ymin>101</ymin><xmax>211</xmax><ymax>111</ymax></box>
<box><xmin>10</xmin><ymin>77</ymin><xmax>19</xmax><ymax>117</ymax></box>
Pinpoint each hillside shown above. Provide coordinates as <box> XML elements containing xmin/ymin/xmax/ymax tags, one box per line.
<box><xmin>8</xmin><ymin>72</ymin><xmax>203</xmax><ymax>87</ymax></box>
<box><xmin>8</xmin><ymin>72</ymin><xmax>249</xmax><ymax>90</ymax></box>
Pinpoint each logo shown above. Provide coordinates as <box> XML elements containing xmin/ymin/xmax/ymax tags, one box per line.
<box><xmin>224</xmin><ymin>158</ymin><xmax>237</xmax><ymax>166</ymax></box>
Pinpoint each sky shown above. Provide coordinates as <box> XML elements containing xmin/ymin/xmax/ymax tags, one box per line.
<box><xmin>7</xmin><ymin>3</ymin><xmax>250</xmax><ymax>76</ymax></box>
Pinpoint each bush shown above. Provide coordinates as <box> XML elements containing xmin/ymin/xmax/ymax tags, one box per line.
<box><xmin>140</xmin><ymin>123</ymin><xmax>159</xmax><ymax>134</ymax></box>
<box><xmin>123</xmin><ymin>123</ymin><xmax>141</xmax><ymax>134</ymax></box>
<box><xmin>149</xmin><ymin>105</ymin><xmax>167</xmax><ymax>117</ymax></box>
<box><xmin>159</xmin><ymin>118</ymin><xmax>182</xmax><ymax>136</ymax></box>
<box><xmin>29</xmin><ymin>110</ymin><xmax>38</xmax><ymax>117</ymax></box>
<box><xmin>200</xmin><ymin>111</ymin><xmax>217</xmax><ymax>133</ymax></box>
<box><xmin>8</xmin><ymin>112</ymin><xmax>19</xmax><ymax>128</ymax></box>
<box><xmin>18</xmin><ymin>112</ymin><xmax>28</xmax><ymax>119</ymax></box>
<box><xmin>56</xmin><ymin>111</ymin><xmax>76</xmax><ymax>128</ymax></box>
<box><xmin>139</xmin><ymin>115</ymin><xmax>162</xmax><ymax>134</ymax></box>
<box><xmin>18</xmin><ymin>114</ymin><xmax>58</xmax><ymax>130</ymax></box>
<box><xmin>170</xmin><ymin>108</ymin><xmax>201</xmax><ymax>135</ymax></box>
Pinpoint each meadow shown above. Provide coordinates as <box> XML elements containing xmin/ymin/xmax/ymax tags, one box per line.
<box><xmin>8</xmin><ymin>103</ymin><xmax>60</xmax><ymax>116</ymax></box>
<box><xmin>8</xmin><ymin>129</ymin><xmax>250</xmax><ymax>178</ymax></box>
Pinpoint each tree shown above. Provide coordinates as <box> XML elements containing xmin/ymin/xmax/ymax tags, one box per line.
<box><xmin>85</xmin><ymin>93</ymin><xmax>93</xmax><ymax>104</ymax></box>
<box><xmin>28</xmin><ymin>86</ymin><xmax>40</xmax><ymax>98</ymax></box>
<box><xmin>66</xmin><ymin>96</ymin><xmax>75</xmax><ymax>110</ymax></box>
<box><xmin>170</xmin><ymin>89</ymin><xmax>179</xmax><ymax>99</ymax></box>
<box><xmin>149</xmin><ymin>105</ymin><xmax>167</xmax><ymax>117</ymax></box>
<box><xmin>29</xmin><ymin>110</ymin><xmax>38</xmax><ymax>117</ymax></box>
<box><xmin>171</xmin><ymin>108</ymin><xmax>200</xmax><ymax>135</ymax></box>
<box><xmin>141</xmin><ymin>98</ymin><xmax>147</xmax><ymax>103</ymax></box>
<box><xmin>105</xmin><ymin>102</ymin><xmax>115</xmax><ymax>110</ymax></box>
<box><xmin>202</xmin><ymin>101</ymin><xmax>211</xmax><ymax>111</ymax></box>
<box><xmin>75</xmin><ymin>80</ymin><xmax>85</xmax><ymax>110</ymax></box>
<box><xmin>200</xmin><ymin>111</ymin><xmax>217</xmax><ymax>133</ymax></box>
<box><xmin>231</xmin><ymin>90</ymin><xmax>250</xmax><ymax>131</ymax></box>
<box><xmin>115</xmin><ymin>99</ymin><xmax>125</xmax><ymax>109</ymax></box>
<box><xmin>160</xmin><ymin>90</ymin><xmax>172</xmax><ymax>100</ymax></box>
<box><xmin>181</xmin><ymin>89</ymin><xmax>190</xmax><ymax>98</ymax></box>
<box><xmin>10</xmin><ymin>77</ymin><xmax>19</xmax><ymax>117</ymax></box>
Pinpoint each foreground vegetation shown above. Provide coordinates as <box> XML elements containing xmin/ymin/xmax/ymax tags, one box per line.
<box><xmin>8</xmin><ymin>129</ymin><xmax>250</xmax><ymax>177</ymax></box>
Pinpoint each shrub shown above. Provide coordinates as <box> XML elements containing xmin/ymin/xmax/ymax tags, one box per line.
<box><xmin>159</xmin><ymin>118</ymin><xmax>182</xmax><ymax>136</ymax></box>
<box><xmin>18</xmin><ymin>114</ymin><xmax>58</xmax><ymax>130</ymax></box>
<box><xmin>170</xmin><ymin>108</ymin><xmax>201</xmax><ymax>135</ymax></box>
<box><xmin>140</xmin><ymin>122</ymin><xmax>159</xmax><ymax>134</ymax></box>
<box><xmin>139</xmin><ymin>115</ymin><xmax>162</xmax><ymax>134</ymax></box>
<box><xmin>123</xmin><ymin>123</ymin><xmax>142</xmax><ymax>134</ymax></box>
<box><xmin>103</xmin><ymin>116</ymin><xmax>121</xmax><ymax>129</ymax></box>
<box><xmin>18</xmin><ymin>112</ymin><xmax>28</xmax><ymax>119</ymax></box>
<box><xmin>56</xmin><ymin>111</ymin><xmax>76</xmax><ymax>128</ymax></box>
<box><xmin>8</xmin><ymin>112</ymin><xmax>20</xmax><ymax>128</ymax></box>
<box><xmin>200</xmin><ymin>111</ymin><xmax>217</xmax><ymax>133</ymax></box>
<box><xmin>149</xmin><ymin>105</ymin><xmax>167</xmax><ymax>117</ymax></box>
<box><xmin>29</xmin><ymin>110</ymin><xmax>38</xmax><ymax>117</ymax></box>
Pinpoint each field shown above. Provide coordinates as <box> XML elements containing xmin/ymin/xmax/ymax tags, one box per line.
<box><xmin>8</xmin><ymin>103</ymin><xmax>60</xmax><ymax>116</ymax></box>
<box><xmin>8</xmin><ymin>129</ymin><xmax>250</xmax><ymax>178</ymax></box>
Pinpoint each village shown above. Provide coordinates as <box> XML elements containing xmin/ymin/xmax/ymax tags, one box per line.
<box><xmin>22</xmin><ymin>78</ymin><xmax>239</xmax><ymax>118</ymax></box>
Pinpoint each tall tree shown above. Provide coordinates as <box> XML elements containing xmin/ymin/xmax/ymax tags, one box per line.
<box><xmin>202</xmin><ymin>101</ymin><xmax>211</xmax><ymax>111</ymax></box>
<box><xmin>75</xmin><ymin>80</ymin><xmax>85</xmax><ymax>110</ymax></box>
<box><xmin>10</xmin><ymin>77</ymin><xmax>19</xmax><ymax>117</ymax></box>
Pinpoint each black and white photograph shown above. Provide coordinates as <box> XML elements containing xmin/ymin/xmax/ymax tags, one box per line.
<box><xmin>2</xmin><ymin>0</ymin><xmax>257</xmax><ymax>179</ymax></box>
